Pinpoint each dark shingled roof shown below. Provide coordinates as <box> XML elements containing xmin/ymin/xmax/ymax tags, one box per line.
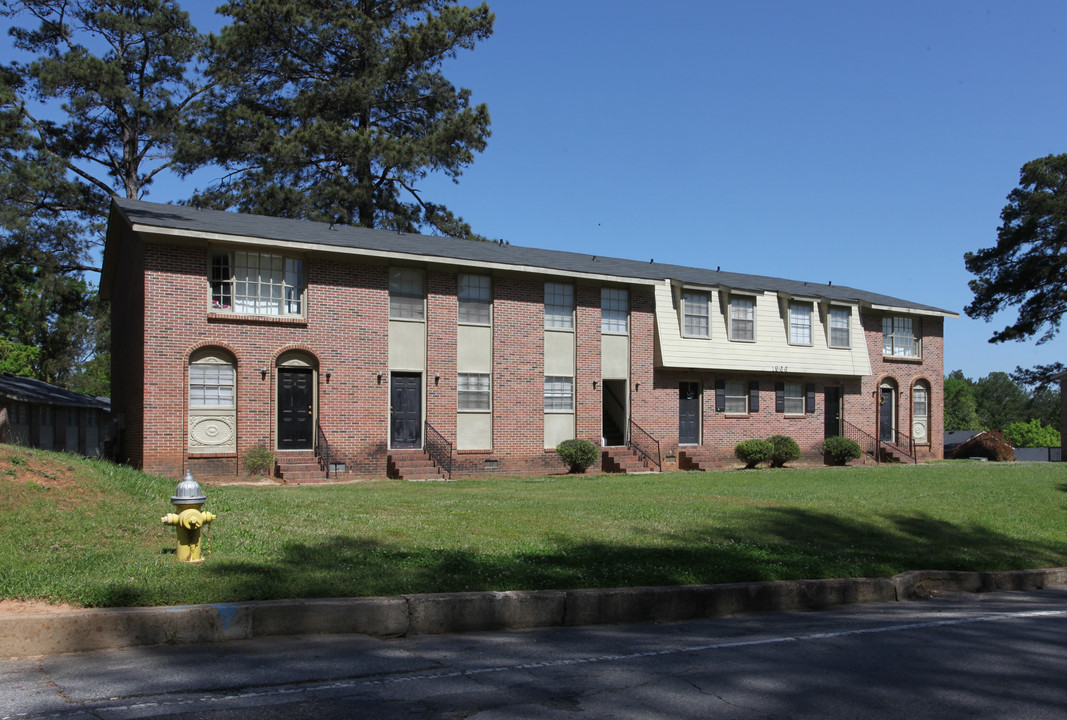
<box><xmin>0</xmin><ymin>374</ymin><xmax>109</xmax><ymax>409</ymax></box>
<box><xmin>109</xmin><ymin>197</ymin><xmax>955</xmax><ymax>315</ymax></box>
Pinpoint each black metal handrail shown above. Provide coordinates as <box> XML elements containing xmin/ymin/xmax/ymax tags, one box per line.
<box><xmin>841</xmin><ymin>419</ymin><xmax>879</xmax><ymax>463</ymax></box>
<box><xmin>840</xmin><ymin>420</ymin><xmax>917</xmax><ymax>464</ymax></box>
<box><xmin>315</xmin><ymin>421</ymin><xmax>331</xmax><ymax>479</ymax></box>
<box><xmin>884</xmin><ymin>428</ymin><xmax>917</xmax><ymax>463</ymax></box>
<box><xmin>628</xmin><ymin>419</ymin><xmax>661</xmax><ymax>472</ymax></box>
<box><xmin>424</xmin><ymin>421</ymin><xmax>453</xmax><ymax>480</ymax></box>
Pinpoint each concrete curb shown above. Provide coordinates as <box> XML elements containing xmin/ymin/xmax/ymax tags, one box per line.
<box><xmin>3</xmin><ymin>568</ymin><xmax>1065</xmax><ymax>658</ymax></box>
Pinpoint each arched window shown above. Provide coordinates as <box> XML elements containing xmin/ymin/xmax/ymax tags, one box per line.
<box><xmin>189</xmin><ymin>348</ymin><xmax>236</xmax><ymax>453</ymax></box>
<box><xmin>912</xmin><ymin>381</ymin><xmax>930</xmax><ymax>444</ymax></box>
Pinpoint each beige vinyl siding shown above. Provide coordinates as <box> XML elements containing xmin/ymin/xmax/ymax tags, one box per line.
<box><xmin>654</xmin><ymin>281</ymin><xmax>872</xmax><ymax>376</ymax></box>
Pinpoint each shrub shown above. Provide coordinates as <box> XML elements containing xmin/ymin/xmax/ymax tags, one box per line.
<box><xmin>735</xmin><ymin>439</ymin><xmax>772</xmax><ymax>469</ymax></box>
<box><xmin>822</xmin><ymin>436</ymin><xmax>862</xmax><ymax>466</ymax></box>
<box><xmin>949</xmin><ymin>430</ymin><xmax>1015</xmax><ymax>461</ymax></box>
<box><xmin>556</xmin><ymin>438</ymin><xmax>600</xmax><ymax>473</ymax></box>
<box><xmin>1003</xmin><ymin>419</ymin><xmax>1061</xmax><ymax>448</ymax></box>
<box><xmin>243</xmin><ymin>445</ymin><xmax>276</xmax><ymax>476</ymax></box>
<box><xmin>766</xmin><ymin>435</ymin><xmax>802</xmax><ymax>468</ymax></box>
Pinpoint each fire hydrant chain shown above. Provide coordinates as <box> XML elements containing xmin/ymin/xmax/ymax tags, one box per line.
<box><xmin>161</xmin><ymin>471</ymin><xmax>216</xmax><ymax>563</ymax></box>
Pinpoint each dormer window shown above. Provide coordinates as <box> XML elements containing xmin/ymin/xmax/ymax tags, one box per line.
<box><xmin>788</xmin><ymin>302</ymin><xmax>812</xmax><ymax>346</ymax></box>
<box><xmin>729</xmin><ymin>295</ymin><xmax>755</xmax><ymax>341</ymax></box>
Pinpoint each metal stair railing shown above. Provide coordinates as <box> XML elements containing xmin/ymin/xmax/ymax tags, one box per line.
<box><xmin>628</xmin><ymin>419</ymin><xmax>662</xmax><ymax>472</ymax></box>
<box><xmin>840</xmin><ymin>419</ymin><xmax>879</xmax><ymax>464</ymax></box>
<box><xmin>315</xmin><ymin>421</ymin><xmax>331</xmax><ymax>479</ymax></box>
<box><xmin>424</xmin><ymin>421</ymin><xmax>453</xmax><ymax>480</ymax></box>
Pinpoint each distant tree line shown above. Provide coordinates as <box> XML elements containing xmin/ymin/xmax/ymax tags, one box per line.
<box><xmin>0</xmin><ymin>0</ymin><xmax>494</xmax><ymax>396</ymax></box>
<box><xmin>944</xmin><ymin>366</ymin><xmax>1062</xmax><ymax>448</ymax></box>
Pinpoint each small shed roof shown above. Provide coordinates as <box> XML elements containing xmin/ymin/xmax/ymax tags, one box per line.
<box><xmin>0</xmin><ymin>374</ymin><xmax>110</xmax><ymax>410</ymax></box>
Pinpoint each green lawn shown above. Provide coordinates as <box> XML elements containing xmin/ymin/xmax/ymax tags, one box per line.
<box><xmin>2</xmin><ymin>444</ymin><xmax>1066</xmax><ymax>607</ymax></box>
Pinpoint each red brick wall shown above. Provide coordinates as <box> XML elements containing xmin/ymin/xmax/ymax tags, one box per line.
<box><xmin>114</xmin><ymin>234</ymin><xmax>946</xmax><ymax>478</ymax></box>
<box><xmin>109</xmin><ymin>227</ymin><xmax>146</xmax><ymax>469</ymax></box>
<box><xmin>861</xmin><ymin>313</ymin><xmax>945</xmax><ymax>462</ymax></box>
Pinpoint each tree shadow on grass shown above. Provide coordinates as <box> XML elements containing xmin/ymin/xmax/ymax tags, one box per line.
<box><xmin>159</xmin><ymin>507</ymin><xmax>1067</xmax><ymax>604</ymax></box>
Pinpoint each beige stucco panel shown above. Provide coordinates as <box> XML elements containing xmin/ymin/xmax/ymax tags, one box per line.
<box><xmin>601</xmin><ymin>334</ymin><xmax>629</xmax><ymax>379</ymax></box>
<box><xmin>389</xmin><ymin>319</ymin><xmax>426</xmax><ymax>371</ymax></box>
<box><xmin>458</xmin><ymin>324</ymin><xmax>493</xmax><ymax>373</ymax></box>
<box><xmin>544</xmin><ymin>412</ymin><xmax>575</xmax><ymax>449</ymax></box>
<box><xmin>458</xmin><ymin>412</ymin><xmax>492</xmax><ymax>451</ymax></box>
<box><xmin>544</xmin><ymin>330</ymin><xmax>575</xmax><ymax>376</ymax></box>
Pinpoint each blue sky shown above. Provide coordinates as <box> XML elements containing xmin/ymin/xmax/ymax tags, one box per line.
<box><xmin>12</xmin><ymin>1</ymin><xmax>1067</xmax><ymax>381</ymax></box>
<box><xmin>408</xmin><ymin>0</ymin><xmax>1066</xmax><ymax>381</ymax></box>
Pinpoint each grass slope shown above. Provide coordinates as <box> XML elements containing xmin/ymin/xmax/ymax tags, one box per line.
<box><xmin>2</xmin><ymin>445</ymin><xmax>1066</xmax><ymax>607</ymax></box>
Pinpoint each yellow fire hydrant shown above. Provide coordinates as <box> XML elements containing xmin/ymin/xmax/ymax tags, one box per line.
<box><xmin>161</xmin><ymin>471</ymin><xmax>216</xmax><ymax>563</ymax></box>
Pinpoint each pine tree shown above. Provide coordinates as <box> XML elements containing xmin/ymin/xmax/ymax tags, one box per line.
<box><xmin>180</xmin><ymin>0</ymin><xmax>493</xmax><ymax>237</ymax></box>
<box><xmin>1</xmin><ymin>0</ymin><xmax>206</xmax><ymax>386</ymax></box>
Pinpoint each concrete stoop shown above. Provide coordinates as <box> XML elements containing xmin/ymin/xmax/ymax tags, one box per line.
<box><xmin>2</xmin><ymin>567</ymin><xmax>1065</xmax><ymax>658</ymax></box>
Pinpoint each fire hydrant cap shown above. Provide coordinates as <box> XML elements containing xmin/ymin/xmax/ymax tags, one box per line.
<box><xmin>171</xmin><ymin>471</ymin><xmax>207</xmax><ymax>504</ymax></box>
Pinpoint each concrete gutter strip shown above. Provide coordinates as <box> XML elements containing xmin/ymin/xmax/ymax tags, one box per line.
<box><xmin>2</xmin><ymin>568</ymin><xmax>1065</xmax><ymax>658</ymax></box>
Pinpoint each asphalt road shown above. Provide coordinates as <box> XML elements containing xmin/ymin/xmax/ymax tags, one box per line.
<box><xmin>3</xmin><ymin>587</ymin><xmax>1066</xmax><ymax>719</ymax></box>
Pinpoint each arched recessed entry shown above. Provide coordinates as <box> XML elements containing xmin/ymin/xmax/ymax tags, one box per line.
<box><xmin>912</xmin><ymin>381</ymin><xmax>930</xmax><ymax>444</ymax></box>
<box><xmin>276</xmin><ymin>351</ymin><xmax>318</xmax><ymax>451</ymax></box>
<box><xmin>879</xmin><ymin>378</ymin><xmax>898</xmax><ymax>443</ymax></box>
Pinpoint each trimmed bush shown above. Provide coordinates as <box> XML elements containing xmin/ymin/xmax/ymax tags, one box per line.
<box><xmin>243</xmin><ymin>445</ymin><xmax>276</xmax><ymax>476</ymax></box>
<box><xmin>949</xmin><ymin>430</ymin><xmax>1015</xmax><ymax>462</ymax></box>
<box><xmin>822</xmin><ymin>436</ymin><xmax>862</xmax><ymax>466</ymax></box>
<box><xmin>556</xmin><ymin>438</ymin><xmax>600</xmax><ymax>473</ymax></box>
<box><xmin>767</xmin><ymin>435</ymin><xmax>802</xmax><ymax>468</ymax></box>
<box><xmin>735</xmin><ymin>439</ymin><xmax>772</xmax><ymax>469</ymax></box>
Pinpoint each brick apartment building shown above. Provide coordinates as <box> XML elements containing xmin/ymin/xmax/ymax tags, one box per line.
<box><xmin>101</xmin><ymin>197</ymin><xmax>955</xmax><ymax>480</ymax></box>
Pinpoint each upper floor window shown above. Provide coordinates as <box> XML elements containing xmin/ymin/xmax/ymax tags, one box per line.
<box><xmin>545</xmin><ymin>282</ymin><xmax>574</xmax><ymax>330</ymax></box>
<box><xmin>458</xmin><ymin>274</ymin><xmax>491</xmax><ymax>324</ymax></box>
<box><xmin>683</xmin><ymin>291</ymin><xmax>709</xmax><ymax>338</ymax></box>
<box><xmin>788</xmin><ymin>302</ymin><xmax>812</xmax><ymax>346</ymax></box>
<box><xmin>601</xmin><ymin>288</ymin><xmax>629</xmax><ymax>333</ymax></box>
<box><xmin>211</xmin><ymin>251</ymin><xmax>304</xmax><ymax>316</ymax></box>
<box><xmin>883</xmin><ymin>316</ymin><xmax>920</xmax><ymax>358</ymax></box>
<box><xmin>828</xmin><ymin>307</ymin><xmax>851</xmax><ymax>348</ymax></box>
<box><xmin>390</xmin><ymin>268</ymin><xmax>425</xmax><ymax>320</ymax></box>
<box><xmin>730</xmin><ymin>296</ymin><xmax>755</xmax><ymax>341</ymax></box>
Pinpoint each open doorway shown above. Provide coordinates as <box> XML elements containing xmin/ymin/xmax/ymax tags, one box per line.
<box><xmin>602</xmin><ymin>379</ymin><xmax>627</xmax><ymax>446</ymax></box>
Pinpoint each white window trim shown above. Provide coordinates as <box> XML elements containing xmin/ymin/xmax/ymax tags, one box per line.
<box><xmin>458</xmin><ymin>274</ymin><xmax>492</xmax><ymax>326</ymax></box>
<box><xmin>827</xmin><ymin>305</ymin><xmax>852</xmax><ymax>349</ymax></box>
<box><xmin>545</xmin><ymin>283</ymin><xmax>575</xmax><ymax>331</ymax></box>
<box><xmin>390</xmin><ymin>268</ymin><xmax>426</xmax><ymax>321</ymax></box>
<box><xmin>458</xmin><ymin>372</ymin><xmax>492</xmax><ymax>412</ymax></box>
<box><xmin>544</xmin><ymin>375</ymin><xmax>574</xmax><ymax>412</ymax></box>
<box><xmin>729</xmin><ymin>294</ymin><xmax>757</xmax><ymax>343</ymax></box>
<box><xmin>601</xmin><ymin>287</ymin><xmax>629</xmax><ymax>335</ymax></box>
<box><xmin>783</xmin><ymin>382</ymin><xmax>805</xmax><ymax>416</ymax></box>
<box><xmin>682</xmin><ymin>290</ymin><xmax>710</xmax><ymax>339</ymax></box>
<box><xmin>883</xmin><ymin>316</ymin><xmax>921</xmax><ymax>359</ymax></box>
<box><xmin>209</xmin><ymin>249</ymin><xmax>306</xmax><ymax>318</ymax></box>
<box><xmin>724</xmin><ymin>380</ymin><xmax>749</xmax><ymax>415</ymax></box>
<box><xmin>788</xmin><ymin>301</ymin><xmax>813</xmax><ymax>347</ymax></box>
